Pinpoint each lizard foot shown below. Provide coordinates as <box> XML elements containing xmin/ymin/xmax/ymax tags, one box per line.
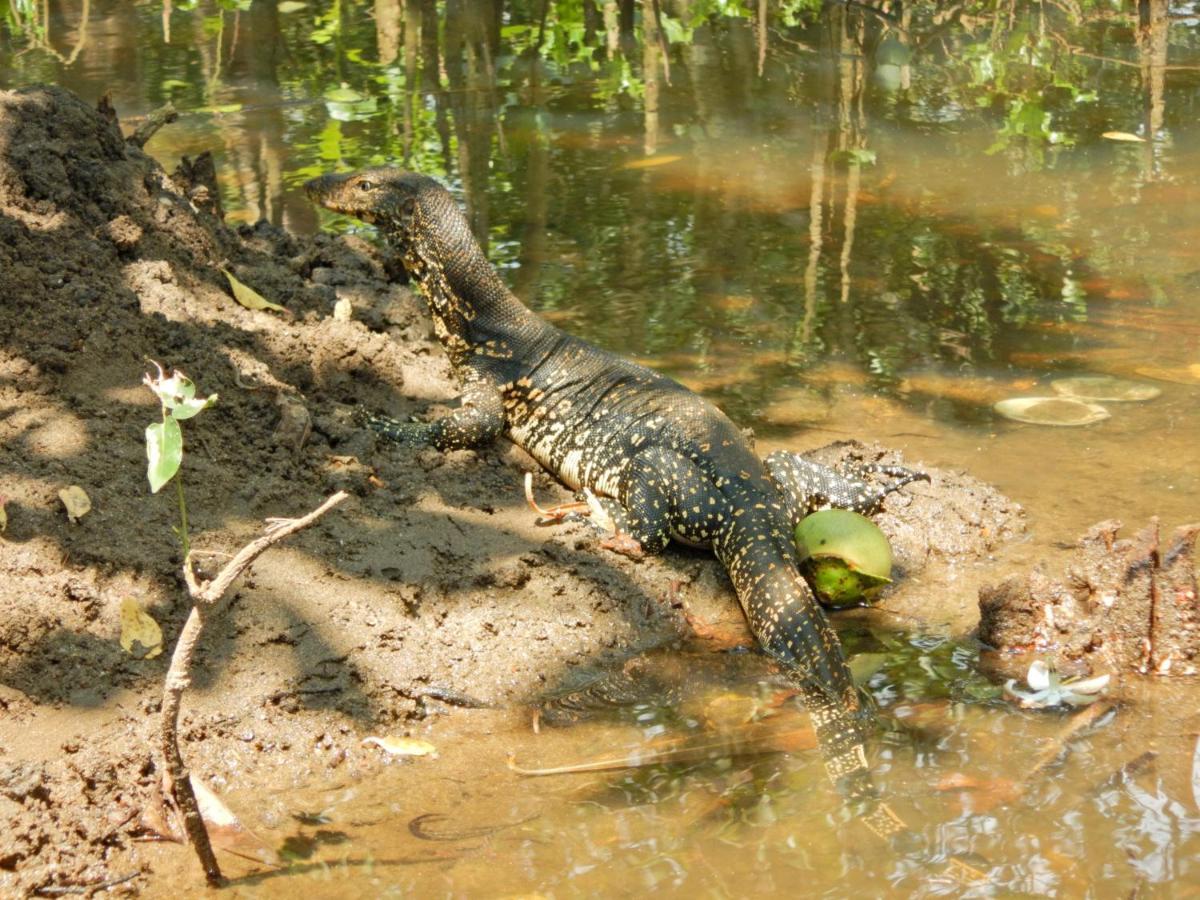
<box><xmin>600</xmin><ymin>532</ymin><xmax>645</xmax><ymax>559</ymax></box>
<box><xmin>354</xmin><ymin>405</ymin><xmax>433</xmax><ymax>446</ymax></box>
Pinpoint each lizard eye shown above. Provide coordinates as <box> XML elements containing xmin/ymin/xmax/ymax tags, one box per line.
<box><xmin>356</xmin><ymin>179</ymin><xmax>375</xmax><ymax>192</ymax></box>
<box><xmin>402</xmin><ymin>197</ymin><xmax>416</xmax><ymax>216</ymax></box>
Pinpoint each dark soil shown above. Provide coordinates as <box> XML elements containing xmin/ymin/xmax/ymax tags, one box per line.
<box><xmin>0</xmin><ymin>85</ymin><xmax>1024</xmax><ymax>896</ymax></box>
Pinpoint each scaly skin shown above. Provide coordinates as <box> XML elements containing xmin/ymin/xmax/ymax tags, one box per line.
<box><xmin>306</xmin><ymin>168</ymin><xmax>926</xmax><ymax>836</ymax></box>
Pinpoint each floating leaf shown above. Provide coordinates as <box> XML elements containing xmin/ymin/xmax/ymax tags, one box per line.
<box><xmin>59</xmin><ymin>486</ymin><xmax>91</xmax><ymax>522</ymax></box>
<box><xmin>362</xmin><ymin>736</ymin><xmax>437</xmax><ymax>757</ymax></box>
<box><xmin>119</xmin><ymin>597</ymin><xmax>163</xmax><ymax>659</ymax></box>
<box><xmin>1135</xmin><ymin>364</ymin><xmax>1200</xmax><ymax>385</ymax></box>
<box><xmin>849</xmin><ymin>652</ymin><xmax>889</xmax><ymax>684</ymax></box>
<box><xmin>1051</xmin><ymin>375</ymin><xmax>1160</xmax><ymax>402</ymax></box>
<box><xmin>221</xmin><ymin>268</ymin><xmax>286</xmax><ymax>312</ymax></box>
<box><xmin>195</xmin><ymin>103</ymin><xmax>244</xmax><ymax>115</ymax></box>
<box><xmin>622</xmin><ymin>154</ymin><xmax>682</xmax><ymax>170</ymax></box>
<box><xmin>993</xmin><ymin>396</ymin><xmax>1110</xmax><ymax>426</ymax></box>
<box><xmin>831</xmin><ymin>147</ymin><xmax>877</xmax><ymax>166</ymax></box>
<box><xmin>1101</xmin><ymin>131</ymin><xmax>1145</xmax><ymax>143</ymax></box>
<box><xmin>146</xmin><ymin>416</ymin><xmax>183</xmax><ymax>493</ymax></box>
<box><xmin>324</xmin><ymin>86</ymin><xmax>366</xmax><ymax>103</ymax></box>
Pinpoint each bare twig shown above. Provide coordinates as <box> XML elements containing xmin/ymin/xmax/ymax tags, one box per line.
<box><xmin>127</xmin><ymin>103</ymin><xmax>179</xmax><ymax>148</ymax></box>
<box><xmin>162</xmin><ymin>490</ymin><xmax>349</xmax><ymax>885</ymax></box>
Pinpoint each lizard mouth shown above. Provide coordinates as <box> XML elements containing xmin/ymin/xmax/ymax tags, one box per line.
<box><xmin>304</xmin><ymin>174</ymin><xmax>373</xmax><ymax>222</ymax></box>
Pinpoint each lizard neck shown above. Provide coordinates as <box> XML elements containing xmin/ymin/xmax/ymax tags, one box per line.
<box><xmin>395</xmin><ymin>203</ymin><xmax>543</xmax><ymax>369</ymax></box>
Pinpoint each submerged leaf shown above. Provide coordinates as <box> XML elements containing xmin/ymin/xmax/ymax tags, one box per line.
<box><xmin>58</xmin><ymin>486</ymin><xmax>91</xmax><ymax>522</ymax></box>
<box><xmin>119</xmin><ymin>597</ymin><xmax>163</xmax><ymax>659</ymax></box>
<box><xmin>324</xmin><ymin>86</ymin><xmax>367</xmax><ymax>103</ymax></box>
<box><xmin>993</xmin><ymin>396</ymin><xmax>1110</xmax><ymax>426</ymax></box>
<box><xmin>1135</xmin><ymin>364</ymin><xmax>1200</xmax><ymax>386</ymax></box>
<box><xmin>190</xmin><ymin>778</ymin><xmax>282</xmax><ymax>867</ymax></box>
<box><xmin>1051</xmin><ymin>375</ymin><xmax>1160</xmax><ymax>403</ymax></box>
<box><xmin>362</xmin><ymin>736</ymin><xmax>438</xmax><ymax>757</ymax></box>
<box><xmin>1101</xmin><ymin>131</ymin><xmax>1144</xmax><ymax>143</ymax></box>
<box><xmin>222</xmin><ymin>268</ymin><xmax>286</xmax><ymax>312</ymax></box>
<box><xmin>623</xmin><ymin>154</ymin><xmax>682</xmax><ymax>170</ymax></box>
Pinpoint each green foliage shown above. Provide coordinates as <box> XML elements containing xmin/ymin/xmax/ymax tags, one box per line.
<box><xmin>143</xmin><ymin>364</ymin><xmax>216</xmax><ymax>494</ymax></box>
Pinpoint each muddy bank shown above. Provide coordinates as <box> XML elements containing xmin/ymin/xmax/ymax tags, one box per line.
<box><xmin>980</xmin><ymin>519</ymin><xmax>1200</xmax><ymax>676</ymax></box>
<box><xmin>0</xmin><ymin>86</ymin><xmax>1021</xmax><ymax>895</ymax></box>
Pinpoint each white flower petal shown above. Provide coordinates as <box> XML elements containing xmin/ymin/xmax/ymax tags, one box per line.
<box><xmin>1027</xmin><ymin>660</ymin><xmax>1052</xmax><ymax>691</ymax></box>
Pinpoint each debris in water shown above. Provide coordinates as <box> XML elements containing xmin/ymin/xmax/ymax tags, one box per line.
<box><xmin>1003</xmin><ymin>659</ymin><xmax>1110</xmax><ymax>709</ymax></box>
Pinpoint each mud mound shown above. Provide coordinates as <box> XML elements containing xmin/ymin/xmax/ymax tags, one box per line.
<box><xmin>979</xmin><ymin>519</ymin><xmax>1200</xmax><ymax>675</ymax></box>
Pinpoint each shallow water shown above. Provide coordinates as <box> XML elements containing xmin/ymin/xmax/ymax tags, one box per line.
<box><xmin>6</xmin><ymin>1</ymin><xmax>1200</xmax><ymax>894</ymax></box>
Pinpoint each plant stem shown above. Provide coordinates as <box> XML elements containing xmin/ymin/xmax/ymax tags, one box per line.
<box><xmin>175</xmin><ymin>469</ymin><xmax>190</xmax><ymax>560</ymax></box>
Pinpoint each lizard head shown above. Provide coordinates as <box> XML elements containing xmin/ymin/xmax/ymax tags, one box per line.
<box><xmin>305</xmin><ymin>167</ymin><xmax>449</xmax><ymax>246</ymax></box>
<box><xmin>306</xmin><ymin>168</ymin><xmax>488</xmax><ymax>295</ymax></box>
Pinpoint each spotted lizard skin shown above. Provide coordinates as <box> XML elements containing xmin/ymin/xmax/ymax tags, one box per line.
<box><xmin>306</xmin><ymin>169</ymin><xmax>926</xmax><ymax>835</ymax></box>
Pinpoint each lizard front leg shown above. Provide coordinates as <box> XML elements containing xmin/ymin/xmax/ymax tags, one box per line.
<box><xmin>764</xmin><ymin>451</ymin><xmax>928</xmax><ymax>526</ymax></box>
<box><xmin>359</xmin><ymin>377</ymin><xmax>505</xmax><ymax>450</ymax></box>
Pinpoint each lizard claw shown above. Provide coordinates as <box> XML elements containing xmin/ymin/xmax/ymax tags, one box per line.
<box><xmin>524</xmin><ymin>473</ymin><xmax>591</xmax><ymax>523</ymax></box>
<box><xmin>850</xmin><ymin>462</ymin><xmax>930</xmax><ymax>506</ymax></box>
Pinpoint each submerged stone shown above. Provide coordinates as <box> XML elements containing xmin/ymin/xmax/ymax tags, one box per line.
<box><xmin>1051</xmin><ymin>375</ymin><xmax>1161</xmax><ymax>402</ymax></box>
<box><xmin>992</xmin><ymin>396</ymin><xmax>1110</xmax><ymax>426</ymax></box>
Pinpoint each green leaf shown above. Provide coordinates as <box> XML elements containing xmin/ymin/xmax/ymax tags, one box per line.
<box><xmin>146</xmin><ymin>416</ymin><xmax>183</xmax><ymax>493</ymax></box>
<box><xmin>277</xmin><ymin>1</ymin><xmax>307</xmax><ymax>12</ymax></box>
<box><xmin>222</xmin><ymin>268</ymin><xmax>286</xmax><ymax>312</ymax></box>
<box><xmin>171</xmin><ymin>393</ymin><xmax>217</xmax><ymax>420</ymax></box>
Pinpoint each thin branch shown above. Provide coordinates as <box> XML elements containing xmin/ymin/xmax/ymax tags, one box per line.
<box><xmin>188</xmin><ymin>491</ymin><xmax>349</xmax><ymax>606</ymax></box>
<box><xmin>163</xmin><ymin>490</ymin><xmax>349</xmax><ymax>885</ymax></box>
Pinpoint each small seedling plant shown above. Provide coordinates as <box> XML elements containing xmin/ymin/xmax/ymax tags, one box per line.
<box><xmin>143</xmin><ymin>361</ymin><xmax>217</xmax><ymax>558</ymax></box>
<box><xmin>139</xmin><ymin>360</ymin><xmax>345</xmax><ymax>886</ymax></box>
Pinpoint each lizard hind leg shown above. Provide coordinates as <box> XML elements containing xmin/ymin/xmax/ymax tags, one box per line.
<box><xmin>592</xmin><ymin>447</ymin><xmax>728</xmax><ymax>558</ymax></box>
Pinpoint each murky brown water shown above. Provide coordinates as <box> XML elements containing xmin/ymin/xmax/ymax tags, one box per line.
<box><xmin>6</xmin><ymin>1</ymin><xmax>1200</xmax><ymax>894</ymax></box>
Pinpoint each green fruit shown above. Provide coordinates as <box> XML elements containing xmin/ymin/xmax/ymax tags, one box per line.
<box><xmin>794</xmin><ymin>509</ymin><xmax>893</xmax><ymax>607</ymax></box>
